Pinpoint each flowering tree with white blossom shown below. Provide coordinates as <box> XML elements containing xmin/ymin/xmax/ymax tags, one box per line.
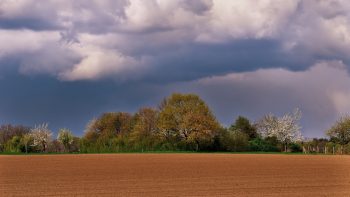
<box><xmin>257</xmin><ymin>108</ymin><xmax>302</xmax><ymax>152</ymax></box>
<box><xmin>30</xmin><ymin>123</ymin><xmax>52</xmax><ymax>152</ymax></box>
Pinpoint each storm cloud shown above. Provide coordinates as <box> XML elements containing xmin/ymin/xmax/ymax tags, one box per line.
<box><xmin>1</xmin><ymin>0</ymin><xmax>350</xmax><ymax>137</ymax></box>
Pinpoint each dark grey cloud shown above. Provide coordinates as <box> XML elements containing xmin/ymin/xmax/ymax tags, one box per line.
<box><xmin>0</xmin><ymin>72</ymin><xmax>166</xmax><ymax>135</ymax></box>
<box><xmin>143</xmin><ymin>39</ymin><xmax>315</xmax><ymax>83</ymax></box>
<box><xmin>0</xmin><ymin>18</ymin><xmax>59</xmax><ymax>30</ymax></box>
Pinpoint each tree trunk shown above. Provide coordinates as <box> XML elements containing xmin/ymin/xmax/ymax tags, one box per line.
<box><xmin>195</xmin><ymin>140</ymin><xmax>200</xmax><ymax>152</ymax></box>
<box><xmin>42</xmin><ymin>142</ymin><xmax>46</xmax><ymax>152</ymax></box>
<box><xmin>64</xmin><ymin>143</ymin><xmax>70</xmax><ymax>153</ymax></box>
<box><xmin>284</xmin><ymin>143</ymin><xmax>287</xmax><ymax>152</ymax></box>
<box><xmin>341</xmin><ymin>145</ymin><xmax>344</xmax><ymax>155</ymax></box>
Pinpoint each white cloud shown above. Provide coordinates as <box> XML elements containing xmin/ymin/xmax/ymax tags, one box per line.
<box><xmin>1</xmin><ymin>0</ymin><xmax>350</xmax><ymax>82</ymax></box>
<box><xmin>59</xmin><ymin>45</ymin><xmax>145</xmax><ymax>81</ymax></box>
<box><xmin>0</xmin><ymin>30</ymin><xmax>58</xmax><ymax>58</ymax></box>
<box><xmin>196</xmin><ymin>0</ymin><xmax>299</xmax><ymax>42</ymax></box>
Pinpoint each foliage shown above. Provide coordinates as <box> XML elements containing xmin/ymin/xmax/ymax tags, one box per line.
<box><xmin>30</xmin><ymin>123</ymin><xmax>52</xmax><ymax>152</ymax></box>
<box><xmin>130</xmin><ymin>107</ymin><xmax>159</xmax><ymax>151</ymax></box>
<box><xmin>1</xmin><ymin>93</ymin><xmax>350</xmax><ymax>155</ymax></box>
<box><xmin>4</xmin><ymin>136</ymin><xmax>22</xmax><ymax>153</ymax></box>
<box><xmin>302</xmin><ymin>138</ymin><xmax>329</xmax><ymax>154</ymax></box>
<box><xmin>230</xmin><ymin>116</ymin><xmax>257</xmax><ymax>140</ymax></box>
<box><xmin>327</xmin><ymin>116</ymin><xmax>350</xmax><ymax>154</ymax></box>
<box><xmin>157</xmin><ymin>93</ymin><xmax>220</xmax><ymax>151</ymax></box>
<box><xmin>256</xmin><ymin>109</ymin><xmax>302</xmax><ymax>152</ymax></box>
<box><xmin>289</xmin><ymin>143</ymin><xmax>302</xmax><ymax>152</ymax></box>
<box><xmin>21</xmin><ymin>133</ymin><xmax>33</xmax><ymax>153</ymax></box>
<box><xmin>48</xmin><ymin>140</ymin><xmax>64</xmax><ymax>153</ymax></box>
<box><xmin>0</xmin><ymin>124</ymin><xmax>30</xmax><ymax>152</ymax></box>
<box><xmin>82</xmin><ymin>112</ymin><xmax>133</xmax><ymax>152</ymax></box>
<box><xmin>221</xmin><ymin>129</ymin><xmax>249</xmax><ymax>152</ymax></box>
<box><xmin>249</xmin><ymin>137</ymin><xmax>279</xmax><ymax>152</ymax></box>
<box><xmin>57</xmin><ymin>128</ymin><xmax>74</xmax><ymax>152</ymax></box>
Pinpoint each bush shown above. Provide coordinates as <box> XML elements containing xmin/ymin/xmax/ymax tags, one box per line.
<box><xmin>248</xmin><ymin>137</ymin><xmax>279</xmax><ymax>152</ymax></box>
<box><xmin>345</xmin><ymin>143</ymin><xmax>350</xmax><ymax>154</ymax></box>
<box><xmin>47</xmin><ymin>140</ymin><xmax>64</xmax><ymax>153</ymax></box>
<box><xmin>222</xmin><ymin>130</ymin><xmax>249</xmax><ymax>152</ymax></box>
<box><xmin>3</xmin><ymin>136</ymin><xmax>22</xmax><ymax>153</ymax></box>
<box><xmin>290</xmin><ymin>143</ymin><xmax>302</xmax><ymax>152</ymax></box>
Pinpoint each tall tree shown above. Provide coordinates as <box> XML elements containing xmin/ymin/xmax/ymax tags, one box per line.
<box><xmin>256</xmin><ymin>109</ymin><xmax>302</xmax><ymax>152</ymax></box>
<box><xmin>327</xmin><ymin>116</ymin><xmax>350</xmax><ymax>154</ymax></box>
<box><xmin>0</xmin><ymin>124</ymin><xmax>30</xmax><ymax>151</ymax></box>
<box><xmin>83</xmin><ymin>112</ymin><xmax>133</xmax><ymax>151</ymax></box>
<box><xmin>21</xmin><ymin>133</ymin><xmax>33</xmax><ymax>154</ymax></box>
<box><xmin>57</xmin><ymin>128</ymin><xmax>74</xmax><ymax>152</ymax></box>
<box><xmin>158</xmin><ymin>93</ymin><xmax>220</xmax><ymax>151</ymax></box>
<box><xmin>130</xmin><ymin>107</ymin><xmax>158</xmax><ymax>150</ymax></box>
<box><xmin>230</xmin><ymin>116</ymin><xmax>257</xmax><ymax>140</ymax></box>
<box><xmin>86</xmin><ymin>112</ymin><xmax>133</xmax><ymax>137</ymax></box>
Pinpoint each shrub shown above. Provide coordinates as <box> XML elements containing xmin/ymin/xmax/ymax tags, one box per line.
<box><xmin>248</xmin><ymin>137</ymin><xmax>279</xmax><ymax>152</ymax></box>
<box><xmin>222</xmin><ymin>130</ymin><xmax>249</xmax><ymax>152</ymax></box>
<box><xmin>290</xmin><ymin>143</ymin><xmax>302</xmax><ymax>152</ymax></box>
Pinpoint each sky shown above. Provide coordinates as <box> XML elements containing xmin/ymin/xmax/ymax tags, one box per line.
<box><xmin>1</xmin><ymin>0</ymin><xmax>350</xmax><ymax>137</ymax></box>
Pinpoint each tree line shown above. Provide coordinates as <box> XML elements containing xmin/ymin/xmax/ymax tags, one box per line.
<box><xmin>0</xmin><ymin>93</ymin><xmax>349</xmax><ymax>154</ymax></box>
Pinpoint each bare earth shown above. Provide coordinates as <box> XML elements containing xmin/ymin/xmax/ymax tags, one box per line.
<box><xmin>0</xmin><ymin>154</ymin><xmax>350</xmax><ymax>196</ymax></box>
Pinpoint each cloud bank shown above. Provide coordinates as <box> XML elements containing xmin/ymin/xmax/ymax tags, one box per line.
<box><xmin>1</xmin><ymin>0</ymin><xmax>350</xmax><ymax>137</ymax></box>
<box><xmin>1</xmin><ymin>0</ymin><xmax>350</xmax><ymax>81</ymax></box>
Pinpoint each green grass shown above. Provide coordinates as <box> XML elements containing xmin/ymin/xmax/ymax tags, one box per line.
<box><xmin>0</xmin><ymin>151</ymin><xmax>340</xmax><ymax>156</ymax></box>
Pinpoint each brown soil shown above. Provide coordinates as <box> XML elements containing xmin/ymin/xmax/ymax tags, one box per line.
<box><xmin>0</xmin><ymin>154</ymin><xmax>349</xmax><ymax>196</ymax></box>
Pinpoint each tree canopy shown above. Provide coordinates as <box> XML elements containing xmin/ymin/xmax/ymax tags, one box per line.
<box><xmin>158</xmin><ymin>93</ymin><xmax>220</xmax><ymax>150</ymax></box>
<box><xmin>230</xmin><ymin>116</ymin><xmax>257</xmax><ymax>140</ymax></box>
<box><xmin>1</xmin><ymin>93</ymin><xmax>350</xmax><ymax>155</ymax></box>
<box><xmin>256</xmin><ymin>109</ymin><xmax>302</xmax><ymax>152</ymax></box>
<box><xmin>327</xmin><ymin>116</ymin><xmax>350</xmax><ymax>154</ymax></box>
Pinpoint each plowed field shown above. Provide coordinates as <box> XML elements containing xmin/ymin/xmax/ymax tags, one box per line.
<box><xmin>1</xmin><ymin>154</ymin><xmax>349</xmax><ymax>196</ymax></box>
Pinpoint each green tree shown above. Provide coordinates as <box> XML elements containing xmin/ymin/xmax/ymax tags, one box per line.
<box><xmin>57</xmin><ymin>128</ymin><xmax>74</xmax><ymax>152</ymax></box>
<box><xmin>21</xmin><ymin>133</ymin><xmax>33</xmax><ymax>153</ymax></box>
<box><xmin>157</xmin><ymin>93</ymin><xmax>220</xmax><ymax>151</ymax></box>
<box><xmin>130</xmin><ymin>107</ymin><xmax>159</xmax><ymax>151</ymax></box>
<box><xmin>230</xmin><ymin>116</ymin><xmax>257</xmax><ymax>140</ymax></box>
<box><xmin>248</xmin><ymin>137</ymin><xmax>279</xmax><ymax>152</ymax></box>
<box><xmin>327</xmin><ymin>116</ymin><xmax>350</xmax><ymax>154</ymax></box>
<box><xmin>6</xmin><ymin>135</ymin><xmax>21</xmax><ymax>152</ymax></box>
<box><xmin>221</xmin><ymin>129</ymin><xmax>249</xmax><ymax>152</ymax></box>
<box><xmin>83</xmin><ymin>112</ymin><xmax>133</xmax><ymax>152</ymax></box>
<box><xmin>0</xmin><ymin>124</ymin><xmax>30</xmax><ymax>152</ymax></box>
